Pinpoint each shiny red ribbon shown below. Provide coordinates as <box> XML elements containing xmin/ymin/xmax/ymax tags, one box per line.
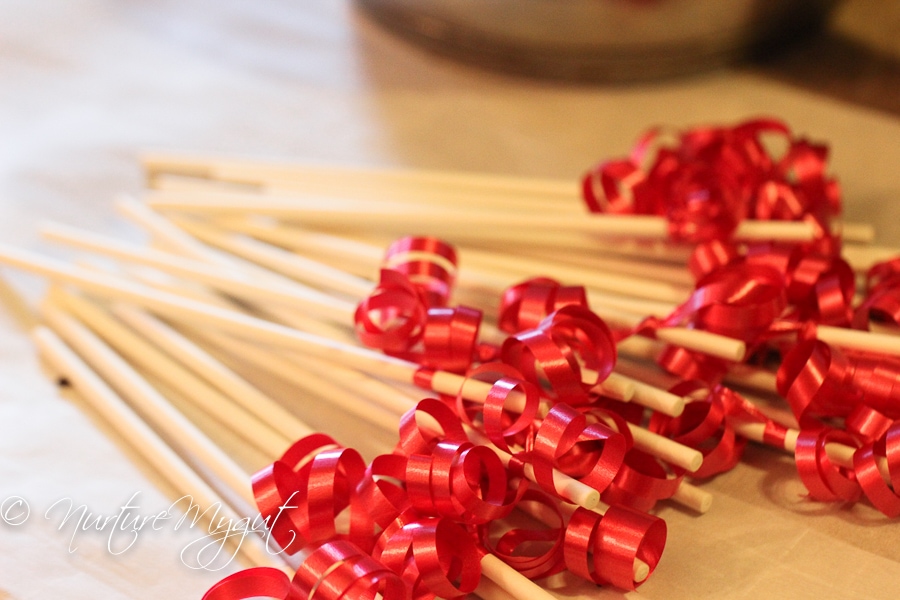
<box><xmin>581</xmin><ymin>117</ymin><xmax>841</xmax><ymax>245</ymax></box>
<box><xmin>498</xmin><ymin>277</ymin><xmax>588</xmax><ymax>334</ymax></box>
<box><xmin>355</xmin><ymin>268</ymin><xmax>482</xmax><ymax>373</ymax></box>
<box><xmin>564</xmin><ymin>504</ymin><xmax>666</xmax><ymax>590</ymax></box>
<box><xmin>648</xmin><ymin>383</ymin><xmax>746</xmax><ymax>479</ymax></box>
<box><xmin>529</xmin><ymin>403</ymin><xmax>627</xmax><ymax>498</ymax></box>
<box><xmin>854</xmin><ymin>256</ymin><xmax>900</xmax><ymax>331</ymax></box>
<box><xmin>794</xmin><ymin>427</ymin><xmax>862</xmax><ymax>502</ymax></box>
<box><xmin>251</xmin><ymin>434</ymin><xmax>371</xmax><ymax>555</ymax></box>
<box><xmin>481</xmin><ymin>489</ymin><xmax>566</xmax><ymax>580</ymax></box>
<box><xmin>853</xmin><ymin>421</ymin><xmax>900</xmax><ymax>517</ymax></box>
<box><xmin>383</xmin><ymin>236</ymin><xmax>457</xmax><ymax>308</ymax></box>
<box><xmin>501</xmin><ymin>305</ymin><xmax>616</xmax><ymax>405</ymax></box>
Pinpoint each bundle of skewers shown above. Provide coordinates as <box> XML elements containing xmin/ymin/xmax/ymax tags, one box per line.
<box><xmin>2</xmin><ymin>117</ymin><xmax>899</xmax><ymax>599</ymax></box>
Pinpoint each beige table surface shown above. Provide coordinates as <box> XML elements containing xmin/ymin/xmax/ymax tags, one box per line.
<box><xmin>1</xmin><ymin>1</ymin><xmax>899</xmax><ymax>599</ymax></box>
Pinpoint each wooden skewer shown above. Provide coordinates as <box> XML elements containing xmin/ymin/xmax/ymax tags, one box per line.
<box><xmin>149</xmin><ymin>173</ymin><xmax>571</xmax><ymax>216</ymax></box>
<box><xmin>38</xmin><ymin>301</ymin><xmax>259</xmax><ymax>511</ymax></box>
<box><xmin>816</xmin><ymin>324</ymin><xmax>900</xmax><ymax>358</ymax></box>
<box><xmin>121</xmin><ymin>261</ymin><xmax>407</xmax><ymax>432</ymax></box>
<box><xmin>841</xmin><ymin>242</ymin><xmax>900</xmax><ymax>272</ymax></box>
<box><xmin>32</xmin><ymin>326</ymin><xmax>288</xmax><ymax>572</ymax></box>
<box><xmin>117</xmin><ymin>203</ymin><xmax>363</xmax><ymax>347</ymax></box>
<box><xmin>120</xmin><ymin>201</ymin><xmax>628</xmax><ymax>412</ymax></box>
<box><xmin>40</xmin><ymin>221</ymin><xmax>357</xmax><ymax>326</ymax></box>
<box><xmin>48</xmin><ymin>288</ymin><xmax>292</xmax><ymax>458</ymax></box>
<box><xmin>446</xmin><ymin>242</ymin><xmax>691</xmax><ymax>305</ymax></box>
<box><xmin>169</xmin><ymin>216</ymin><xmax>373</xmax><ymax>300</ymax></box>
<box><xmin>147</xmin><ymin>216</ymin><xmax>690</xmax><ymax>416</ymax></box>
<box><xmin>147</xmin><ymin>189</ymin><xmax>825</xmax><ymax>243</ymax></box>
<box><xmin>140</xmin><ymin>153</ymin><xmax>579</xmax><ymax>199</ymax></box>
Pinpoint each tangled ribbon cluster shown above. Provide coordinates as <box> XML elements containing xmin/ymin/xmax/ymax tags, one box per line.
<box><xmin>204</xmin><ymin>119</ymin><xmax>900</xmax><ymax>600</ymax></box>
<box><xmin>206</xmin><ymin>396</ymin><xmax>666</xmax><ymax>599</ymax></box>
<box><xmin>581</xmin><ymin>118</ymin><xmax>841</xmax><ymax>245</ymax></box>
<box><xmin>636</xmin><ymin>237</ymin><xmax>900</xmax><ymax>513</ymax></box>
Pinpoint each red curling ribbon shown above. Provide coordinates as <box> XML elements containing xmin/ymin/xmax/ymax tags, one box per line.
<box><xmin>293</xmin><ymin>540</ymin><xmax>410</xmax><ymax>600</ymax></box>
<box><xmin>688</xmin><ymin>240</ymin><xmax>740</xmax><ymax>281</ymax></box>
<box><xmin>383</xmin><ymin>236</ymin><xmax>457</xmax><ymax>308</ymax></box>
<box><xmin>355</xmin><ymin>268</ymin><xmax>482</xmax><ymax>371</ymax></box>
<box><xmin>648</xmin><ymin>383</ymin><xmax>745</xmax><ymax>479</ymax></box>
<box><xmin>481</xmin><ymin>489</ymin><xmax>566</xmax><ymax>580</ymax></box>
<box><xmin>501</xmin><ymin>305</ymin><xmax>616</xmax><ymax>405</ymax></box>
<box><xmin>251</xmin><ymin>434</ymin><xmax>370</xmax><ymax>554</ymax></box>
<box><xmin>582</xmin><ymin>157</ymin><xmax>647</xmax><ymax>215</ymax></box>
<box><xmin>203</xmin><ymin>567</ymin><xmax>295</xmax><ymax>600</ymax></box>
<box><xmin>865</xmin><ymin>256</ymin><xmax>900</xmax><ymax>295</ymax></box>
<box><xmin>854</xmin><ymin>257</ymin><xmax>900</xmax><ymax>330</ymax></box>
<box><xmin>374</xmin><ymin>517</ymin><xmax>481</xmax><ymax>600</ymax></box>
<box><xmin>666</xmin><ymin>262</ymin><xmax>786</xmax><ymax>344</ymax></box>
<box><xmin>586</xmin><ymin>402</ymin><xmax>638</xmax><ymax>448</ymax></box>
<box><xmin>794</xmin><ymin>427</ymin><xmax>862</xmax><ymax>502</ymax></box>
<box><xmin>745</xmin><ymin>244</ymin><xmax>854</xmax><ymax>326</ymax></box>
<box><xmin>358</xmin><ymin>454</ymin><xmax>413</xmax><ymax>531</ymax></box>
<box><xmin>251</xmin><ymin>433</ymin><xmax>338</xmax><ymax>554</ymax></box>
<box><xmin>601</xmin><ymin>449</ymin><xmax>684</xmax><ymax>512</ymax></box>
<box><xmin>723</xmin><ymin>391</ymin><xmax>790</xmax><ymax>449</ymax></box>
<box><xmin>777</xmin><ymin>339</ymin><xmax>858</xmax><ymax>422</ymax></box>
<box><xmin>841</xmin><ymin>352</ymin><xmax>900</xmax><ymax>419</ymax></box>
<box><xmin>355</xmin><ymin>269</ymin><xmax>427</xmax><ymax>354</ymax></box>
<box><xmin>530</xmin><ymin>403</ymin><xmax>626</xmax><ymax>498</ymax></box>
<box><xmin>786</xmin><ymin>253</ymin><xmax>854</xmax><ymax>326</ymax></box>
<box><xmin>779</xmin><ymin>339</ymin><xmax>900</xmax><ymax>421</ymax></box>
<box><xmin>420</xmin><ymin>306</ymin><xmax>482</xmax><ymax>373</ymax></box>
<box><xmin>853</xmin><ymin>421</ymin><xmax>900</xmax><ymax>517</ymax></box>
<box><xmin>656</xmin><ymin>344</ymin><xmax>729</xmax><ymax>384</ymax></box>
<box><xmin>581</xmin><ymin>118</ymin><xmax>841</xmax><ymax>245</ymax></box>
<box><xmin>453</xmin><ymin>362</ymin><xmax>540</xmax><ymax>454</ymax></box>
<box><xmin>845</xmin><ymin>405</ymin><xmax>893</xmax><ymax>442</ymax></box>
<box><xmin>498</xmin><ymin>277</ymin><xmax>588</xmax><ymax>334</ymax></box>
<box><xmin>305</xmin><ymin>445</ymin><xmax>370</xmax><ymax>548</ymax></box>
<box><xmin>406</xmin><ymin>440</ymin><xmax>523</xmax><ymax>525</ymax></box>
<box><xmin>564</xmin><ymin>505</ymin><xmax>666</xmax><ymax>591</ymax></box>
<box><xmin>854</xmin><ymin>285</ymin><xmax>900</xmax><ymax>332</ymax></box>
<box><xmin>397</xmin><ymin>398</ymin><xmax>468</xmax><ymax>457</ymax></box>
<box><xmin>412</xmin><ymin>367</ymin><xmax>436</xmax><ymax>390</ymax></box>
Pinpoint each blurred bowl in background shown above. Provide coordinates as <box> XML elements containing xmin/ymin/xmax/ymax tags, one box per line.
<box><xmin>354</xmin><ymin>0</ymin><xmax>840</xmax><ymax>81</ymax></box>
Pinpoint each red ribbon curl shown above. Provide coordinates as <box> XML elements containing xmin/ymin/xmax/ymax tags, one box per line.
<box><xmin>498</xmin><ymin>277</ymin><xmax>588</xmax><ymax>334</ymax></box>
<box><xmin>664</xmin><ymin>262</ymin><xmax>787</xmax><ymax>345</ymax></box>
<box><xmin>564</xmin><ymin>504</ymin><xmax>666</xmax><ymax>590</ymax></box>
<box><xmin>581</xmin><ymin>118</ymin><xmax>841</xmax><ymax>245</ymax></box>
<box><xmin>853</xmin><ymin>421</ymin><xmax>900</xmax><ymax>517</ymax></box>
<box><xmin>501</xmin><ymin>305</ymin><xmax>616</xmax><ymax>405</ymax></box>
<box><xmin>648</xmin><ymin>383</ymin><xmax>746</xmax><ymax>479</ymax></box>
<box><xmin>355</xmin><ymin>269</ymin><xmax>482</xmax><ymax>373</ymax></box>
<box><xmin>383</xmin><ymin>236</ymin><xmax>457</xmax><ymax>308</ymax></box>
<box><xmin>251</xmin><ymin>434</ymin><xmax>371</xmax><ymax>555</ymax></box>
<box><xmin>854</xmin><ymin>257</ymin><xmax>900</xmax><ymax>331</ymax></box>
<box><xmin>778</xmin><ymin>339</ymin><xmax>900</xmax><ymax>422</ymax></box>
<box><xmin>794</xmin><ymin>427</ymin><xmax>862</xmax><ymax>503</ymax></box>
<box><xmin>528</xmin><ymin>403</ymin><xmax>626</xmax><ymax>498</ymax></box>
<box><xmin>481</xmin><ymin>489</ymin><xmax>566</xmax><ymax>580</ymax></box>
